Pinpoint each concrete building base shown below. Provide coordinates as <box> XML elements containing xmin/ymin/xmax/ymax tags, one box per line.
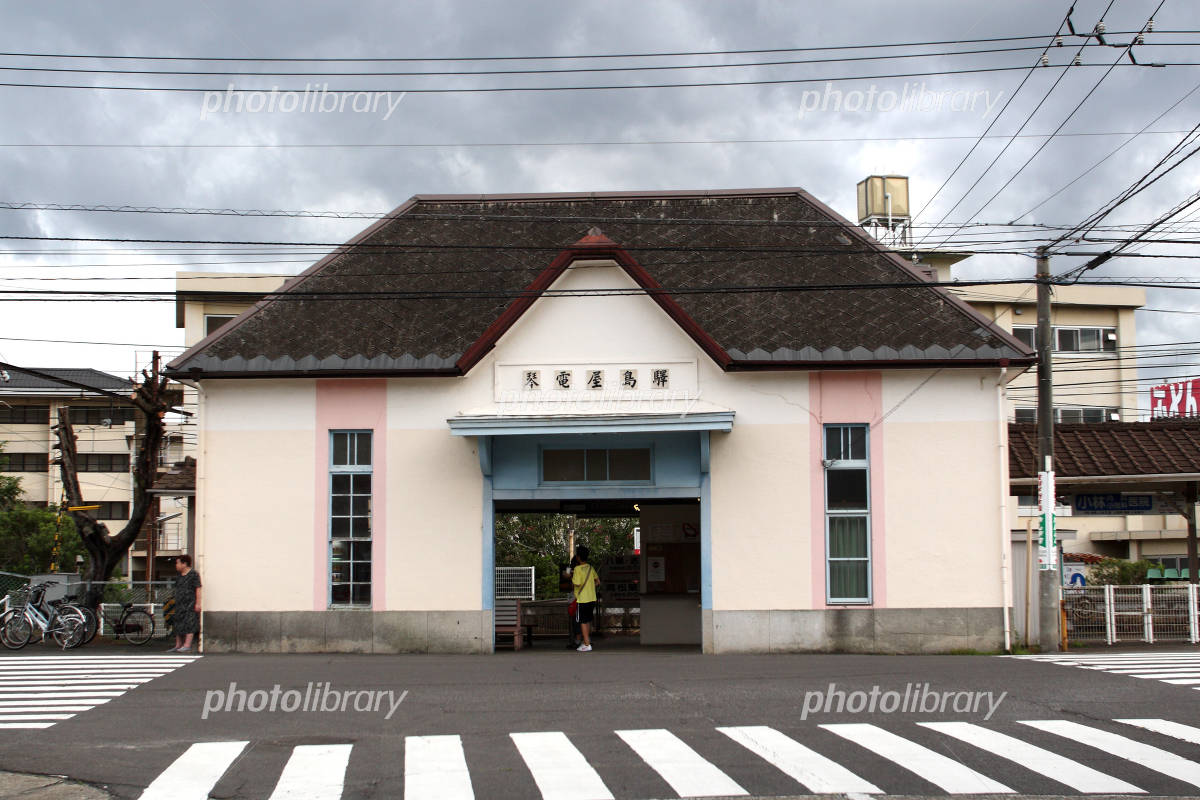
<box><xmin>202</xmin><ymin>610</ymin><xmax>494</xmax><ymax>654</ymax></box>
<box><xmin>203</xmin><ymin>607</ymin><xmax>1003</xmax><ymax>654</ymax></box>
<box><xmin>702</xmin><ymin>607</ymin><xmax>1006</xmax><ymax>654</ymax></box>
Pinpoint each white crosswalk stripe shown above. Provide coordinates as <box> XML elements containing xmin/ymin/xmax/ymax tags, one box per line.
<box><xmin>123</xmin><ymin>718</ymin><xmax>1200</xmax><ymax>799</ymax></box>
<box><xmin>717</xmin><ymin>725</ymin><xmax>881</xmax><ymax>794</ymax></box>
<box><xmin>1013</xmin><ymin>651</ymin><xmax>1200</xmax><ymax>691</ymax></box>
<box><xmin>268</xmin><ymin>744</ymin><xmax>353</xmax><ymax>800</ymax></box>
<box><xmin>139</xmin><ymin>740</ymin><xmax>248</xmax><ymax>800</ymax></box>
<box><xmin>1022</xmin><ymin>719</ymin><xmax>1200</xmax><ymax>789</ymax></box>
<box><xmin>510</xmin><ymin>731</ymin><xmax>614</xmax><ymax>800</ymax></box>
<box><xmin>823</xmin><ymin>722</ymin><xmax>1014</xmax><ymax>794</ymax></box>
<box><xmin>0</xmin><ymin>655</ymin><xmax>199</xmax><ymax>730</ymax></box>
<box><xmin>404</xmin><ymin>735</ymin><xmax>475</xmax><ymax>800</ymax></box>
<box><xmin>1117</xmin><ymin>718</ymin><xmax>1200</xmax><ymax>746</ymax></box>
<box><xmin>920</xmin><ymin>721</ymin><xmax>1144</xmax><ymax>794</ymax></box>
<box><xmin>616</xmin><ymin>728</ymin><xmax>747</xmax><ymax>797</ymax></box>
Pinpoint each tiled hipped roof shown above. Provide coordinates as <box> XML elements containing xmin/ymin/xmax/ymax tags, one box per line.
<box><xmin>1009</xmin><ymin>420</ymin><xmax>1200</xmax><ymax>479</ymax></box>
<box><xmin>0</xmin><ymin>368</ymin><xmax>132</xmax><ymax>393</ymax></box>
<box><xmin>167</xmin><ymin>189</ymin><xmax>1033</xmax><ymax>377</ymax></box>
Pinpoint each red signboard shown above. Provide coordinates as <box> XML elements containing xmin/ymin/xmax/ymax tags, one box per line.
<box><xmin>1151</xmin><ymin>378</ymin><xmax>1200</xmax><ymax>418</ymax></box>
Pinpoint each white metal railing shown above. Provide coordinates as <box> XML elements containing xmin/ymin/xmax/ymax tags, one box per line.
<box><xmin>494</xmin><ymin>566</ymin><xmax>535</xmax><ymax>600</ymax></box>
<box><xmin>156</xmin><ymin>521</ymin><xmax>184</xmax><ymax>551</ymax></box>
<box><xmin>1063</xmin><ymin>584</ymin><xmax>1200</xmax><ymax>645</ymax></box>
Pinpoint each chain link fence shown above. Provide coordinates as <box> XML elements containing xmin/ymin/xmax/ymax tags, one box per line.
<box><xmin>1064</xmin><ymin>584</ymin><xmax>1200</xmax><ymax>645</ymax></box>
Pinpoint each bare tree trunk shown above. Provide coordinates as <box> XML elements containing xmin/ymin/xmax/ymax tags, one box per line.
<box><xmin>52</xmin><ymin>352</ymin><xmax>172</xmax><ymax>610</ymax></box>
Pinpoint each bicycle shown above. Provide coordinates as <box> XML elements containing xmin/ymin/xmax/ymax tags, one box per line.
<box><xmin>1</xmin><ymin>583</ymin><xmax>86</xmax><ymax>650</ymax></box>
<box><xmin>96</xmin><ymin>602</ymin><xmax>156</xmax><ymax>645</ymax></box>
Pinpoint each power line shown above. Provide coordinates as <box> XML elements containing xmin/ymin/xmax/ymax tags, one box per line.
<box><xmin>0</xmin><ymin>43</ymin><xmax>1134</xmax><ymax>79</ymax></box>
<box><xmin>1060</xmin><ymin>188</ymin><xmax>1200</xmax><ymax>281</ymax></box>
<box><xmin>5</xmin><ymin>31</ymin><xmax>1187</xmax><ymax>63</ymax></box>
<box><xmin>909</xmin><ymin>5</ymin><xmax>1070</xmax><ymax>231</ymax></box>
<box><xmin>0</xmin><ymin>277</ymin><xmax>1196</xmax><ymax>303</ymax></box>
<box><xmin>0</xmin><ymin>130</ymin><xmax>1191</xmax><ymax>150</ymax></box>
<box><xmin>926</xmin><ymin>1</ymin><xmax>1150</xmax><ymax>249</ymax></box>
<box><xmin>1009</xmin><ymin>78</ymin><xmax>1200</xmax><ymax>222</ymax></box>
<box><xmin>0</xmin><ymin>62</ymin><xmax>1171</xmax><ymax>95</ymax></box>
<box><xmin>1048</xmin><ymin>121</ymin><xmax>1200</xmax><ymax>251</ymax></box>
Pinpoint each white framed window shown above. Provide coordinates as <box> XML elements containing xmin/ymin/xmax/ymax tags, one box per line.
<box><xmin>1013</xmin><ymin>406</ymin><xmax>1118</xmax><ymax>424</ymax></box>
<box><xmin>204</xmin><ymin>314</ymin><xmax>238</xmax><ymax>337</ymax></box>
<box><xmin>1056</xmin><ymin>326</ymin><xmax>1117</xmax><ymax>353</ymax></box>
<box><xmin>824</xmin><ymin>424</ymin><xmax>871</xmax><ymax>604</ymax></box>
<box><xmin>1011</xmin><ymin>325</ymin><xmax>1117</xmax><ymax>353</ymax></box>
<box><xmin>329</xmin><ymin>430</ymin><xmax>372</xmax><ymax>608</ymax></box>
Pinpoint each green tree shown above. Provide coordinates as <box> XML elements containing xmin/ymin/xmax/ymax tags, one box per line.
<box><xmin>0</xmin><ymin>503</ymin><xmax>86</xmax><ymax>575</ymax></box>
<box><xmin>0</xmin><ymin>444</ymin><xmax>23</xmax><ymax>512</ymax></box>
<box><xmin>494</xmin><ymin>513</ymin><xmax>637</xmax><ymax>599</ymax></box>
<box><xmin>0</xmin><ymin>448</ymin><xmax>85</xmax><ymax>573</ymax></box>
<box><xmin>1086</xmin><ymin>557</ymin><xmax>1163</xmax><ymax>585</ymax></box>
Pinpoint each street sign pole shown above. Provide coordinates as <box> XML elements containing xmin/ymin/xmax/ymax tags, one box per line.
<box><xmin>1038</xmin><ymin>470</ymin><xmax>1057</xmax><ymax>571</ymax></box>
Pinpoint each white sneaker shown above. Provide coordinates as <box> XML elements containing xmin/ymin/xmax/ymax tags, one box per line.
<box><xmin>576</xmin><ymin>644</ymin><xmax>592</xmax><ymax>652</ymax></box>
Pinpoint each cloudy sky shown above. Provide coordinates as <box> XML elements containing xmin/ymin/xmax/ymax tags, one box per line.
<box><xmin>0</xmin><ymin>0</ymin><xmax>1196</xmax><ymax>410</ymax></box>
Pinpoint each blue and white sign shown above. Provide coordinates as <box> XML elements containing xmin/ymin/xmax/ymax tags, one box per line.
<box><xmin>1071</xmin><ymin>493</ymin><xmax>1168</xmax><ymax>516</ymax></box>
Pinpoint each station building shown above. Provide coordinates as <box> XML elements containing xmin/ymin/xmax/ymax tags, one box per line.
<box><xmin>167</xmin><ymin>188</ymin><xmax>1035</xmax><ymax>653</ymax></box>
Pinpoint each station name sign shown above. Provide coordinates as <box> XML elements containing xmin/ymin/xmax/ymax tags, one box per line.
<box><xmin>494</xmin><ymin>361</ymin><xmax>699</xmax><ymax>405</ymax></box>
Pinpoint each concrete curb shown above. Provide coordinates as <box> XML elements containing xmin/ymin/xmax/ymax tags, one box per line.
<box><xmin>0</xmin><ymin>771</ymin><xmax>111</xmax><ymax>799</ymax></box>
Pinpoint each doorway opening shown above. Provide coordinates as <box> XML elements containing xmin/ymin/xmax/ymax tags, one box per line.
<box><xmin>493</xmin><ymin>498</ymin><xmax>701</xmax><ymax>650</ymax></box>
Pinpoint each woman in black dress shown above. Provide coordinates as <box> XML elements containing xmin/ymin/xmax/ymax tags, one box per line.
<box><xmin>170</xmin><ymin>555</ymin><xmax>202</xmax><ymax>652</ymax></box>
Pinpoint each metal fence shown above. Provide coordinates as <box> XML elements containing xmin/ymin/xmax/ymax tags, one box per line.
<box><xmin>1064</xmin><ymin>584</ymin><xmax>1200</xmax><ymax>645</ymax></box>
<box><xmin>495</xmin><ymin>567</ymin><xmax>535</xmax><ymax>600</ymax></box>
<box><xmin>0</xmin><ymin>571</ymin><xmax>27</xmax><ymax>601</ymax></box>
<box><xmin>494</xmin><ymin>567</ymin><xmax>535</xmax><ymax>634</ymax></box>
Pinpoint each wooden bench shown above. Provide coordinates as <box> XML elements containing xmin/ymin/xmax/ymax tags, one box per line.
<box><xmin>518</xmin><ymin>598</ymin><xmax>572</xmax><ymax>647</ymax></box>
<box><xmin>494</xmin><ymin>598</ymin><xmax>524</xmax><ymax>650</ymax></box>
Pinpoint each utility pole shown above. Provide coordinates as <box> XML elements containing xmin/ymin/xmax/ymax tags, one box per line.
<box><xmin>1035</xmin><ymin>247</ymin><xmax>1061</xmax><ymax>651</ymax></box>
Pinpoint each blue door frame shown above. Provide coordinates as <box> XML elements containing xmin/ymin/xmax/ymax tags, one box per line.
<box><xmin>477</xmin><ymin>431</ymin><xmax>713</xmax><ymax>647</ymax></box>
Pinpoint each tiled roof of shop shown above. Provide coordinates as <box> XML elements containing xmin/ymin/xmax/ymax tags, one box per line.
<box><xmin>167</xmin><ymin>188</ymin><xmax>1034</xmax><ymax>377</ymax></box>
<box><xmin>1009</xmin><ymin>420</ymin><xmax>1200</xmax><ymax>479</ymax></box>
<box><xmin>153</xmin><ymin>457</ymin><xmax>195</xmax><ymax>493</ymax></box>
<box><xmin>0</xmin><ymin>367</ymin><xmax>132</xmax><ymax>394</ymax></box>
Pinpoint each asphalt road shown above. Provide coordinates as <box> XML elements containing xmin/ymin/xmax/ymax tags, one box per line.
<box><xmin>1</xmin><ymin>644</ymin><xmax>1199</xmax><ymax>799</ymax></box>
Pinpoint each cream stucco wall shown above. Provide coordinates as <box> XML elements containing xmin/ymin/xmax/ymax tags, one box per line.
<box><xmin>197</xmin><ymin>380</ymin><xmax>317</xmax><ymax>612</ymax></box>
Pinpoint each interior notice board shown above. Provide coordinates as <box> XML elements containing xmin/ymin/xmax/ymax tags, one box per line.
<box><xmin>642</xmin><ymin>520</ymin><xmax>701</xmax><ymax>594</ymax></box>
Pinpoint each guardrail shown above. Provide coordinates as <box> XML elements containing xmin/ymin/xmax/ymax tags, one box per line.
<box><xmin>1064</xmin><ymin>584</ymin><xmax>1200</xmax><ymax>645</ymax></box>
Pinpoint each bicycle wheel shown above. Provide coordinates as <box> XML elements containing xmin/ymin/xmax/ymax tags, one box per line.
<box><xmin>63</xmin><ymin>605</ymin><xmax>98</xmax><ymax>645</ymax></box>
<box><xmin>52</xmin><ymin>617</ymin><xmax>84</xmax><ymax>649</ymax></box>
<box><xmin>121</xmin><ymin>609</ymin><xmax>155</xmax><ymax>645</ymax></box>
<box><xmin>0</xmin><ymin>610</ymin><xmax>32</xmax><ymax>650</ymax></box>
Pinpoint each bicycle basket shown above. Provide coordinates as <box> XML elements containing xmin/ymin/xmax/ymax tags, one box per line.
<box><xmin>8</xmin><ymin>585</ymin><xmax>30</xmax><ymax>610</ymax></box>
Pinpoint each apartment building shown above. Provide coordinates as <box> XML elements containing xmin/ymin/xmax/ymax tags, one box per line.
<box><xmin>0</xmin><ymin>368</ymin><xmax>138</xmax><ymax>532</ymax></box>
<box><xmin>918</xmin><ymin>252</ymin><xmax>1191</xmax><ymax>565</ymax></box>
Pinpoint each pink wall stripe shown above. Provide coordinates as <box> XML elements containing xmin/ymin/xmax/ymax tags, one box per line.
<box><xmin>808</xmin><ymin>372</ymin><xmax>886</xmax><ymax>610</ymax></box>
<box><xmin>314</xmin><ymin>380</ymin><xmax>388</xmax><ymax>611</ymax></box>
